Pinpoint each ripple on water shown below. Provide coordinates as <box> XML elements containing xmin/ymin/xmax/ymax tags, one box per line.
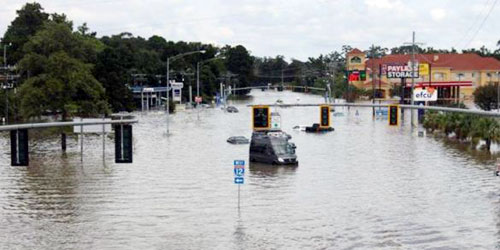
<box><xmin>0</xmin><ymin>90</ymin><xmax>499</xmax><ymax>249</ymax></box>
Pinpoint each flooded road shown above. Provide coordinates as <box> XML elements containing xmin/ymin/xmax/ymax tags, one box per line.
<box><xmin>0</xmin><ymin>90</ymin><xmax>499</xmax><ymax>249</ymax></box>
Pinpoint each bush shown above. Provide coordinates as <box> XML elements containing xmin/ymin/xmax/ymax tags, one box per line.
<box><xmin>473</xmin><ymin>84</ymin><xmax>498</xmax><ymax>110</ymax></box>
<box><xmin>423</xmin><ymin>111</ymin><xmax>500</xmax><ymax>151</ymax></box>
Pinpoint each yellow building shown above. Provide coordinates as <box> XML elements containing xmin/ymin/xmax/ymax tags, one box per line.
<box><xmin>346</xmin><ymin>48</ymin><xmax>500</xmax><ymax>101</ymax></box>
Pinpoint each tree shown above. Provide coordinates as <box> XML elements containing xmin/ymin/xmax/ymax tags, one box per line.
<box><xmin>18</xmin><ymin>21</ymin><xmax>108</xmax><ymax>120</ymax></box>
<box><xmin>225</xmin><ymin>45</ymin><xmax>254</xmax><ymax>95</ymax></box>
<box><xmin>2</xmin><ymin>2</ymin><xmax>49</xmax><ymax>65</ymax></box>
<box><xmin>473</xmin><ymin>83</ymin><xmax>498</xmax><ymax>111</ymax></box>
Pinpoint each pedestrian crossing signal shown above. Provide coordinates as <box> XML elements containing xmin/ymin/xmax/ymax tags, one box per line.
<box><xmin>320</xmin><ymin>105</ymin><xmax>330</xmax><ymax>128</ymax></box>
<box><xmin>252</xmin><ymin>106</ymin><xmax>270</xmax><ymax>130</ymax></box>
<box><xmin>388</xmin><ymin>105</ymin><xmax>399</xmax><ymax>126</ymax></box>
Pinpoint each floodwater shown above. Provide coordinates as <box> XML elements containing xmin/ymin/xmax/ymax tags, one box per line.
<box><xmin>0</xmin><ymin>90</ymin><xmax>499</xmax><ymax>249</ymax></box>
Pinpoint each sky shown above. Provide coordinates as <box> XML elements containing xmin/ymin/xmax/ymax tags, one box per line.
<box><xmin>0</xmin><ymin>0</ymin><xmax>499</xmax><ymax>61</ymax></box>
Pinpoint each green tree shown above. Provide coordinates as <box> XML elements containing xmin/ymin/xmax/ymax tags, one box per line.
<box><xmin>473</xmin><ymin>83</ymin><xmax>498</xmax><ymax>111</ymax></box>
<box><xmin>225</xmin><ymin>45</ymin><xmax>254</xmax><ymax>95</ymax></box>
<box><xmin>2</xmin><ymin>2</ymin><xmax>49</xmax><ymax>65</ymax></box>
<box><xmin>18</xmin><ymin>21</ymin><xmax>108</xmax><ymax>120</ymax></box>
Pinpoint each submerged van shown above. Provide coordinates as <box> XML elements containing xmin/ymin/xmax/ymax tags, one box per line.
<box><xmin>249</xmin><ymin>130</ymin><xmax>298</xmax><ymax>165</ymax></box>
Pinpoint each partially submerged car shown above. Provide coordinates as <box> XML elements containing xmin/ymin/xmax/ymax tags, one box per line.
<box><xmin>249</xmin><ymin>130</ymin><xmax>297</xmax><ymax>165</ymax></box>
<box><xmin>226</xmin><ymin>106</ymin><xmax>239</xmax><ymax>113</ymax></box>
<box><xmin>227</xmin><ymin>136</ymin><xmax>249</xmax><ymax>144</ymax></box>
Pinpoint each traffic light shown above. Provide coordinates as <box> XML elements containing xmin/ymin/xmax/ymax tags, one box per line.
<box><xmin>320</xmin><ymin>105</ymin><xmax>330</xmax><ymax>128</ymax></box>
<box><xmin>252</xmin><ymin>106</ymin><xmax>270</xmax><ymax>130</ymax></box>
<box><xmin>115</xmin><ymin>124</ymin><xmax>133</xmax><ymax>163</ymax></box>
<box><xmin>388</xmin><ymin>105</ymin><xmax>399</xmax><ymax>126</ymax></box>
<box><xmin>10</xmin><ymin>129</ymin><xmax>29</xmax><ymax>166</ymax></box>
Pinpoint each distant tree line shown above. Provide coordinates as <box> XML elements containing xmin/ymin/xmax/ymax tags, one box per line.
<box><xmin>2</xmin><ymin>2</ymin><xmax>500</xmax><ymax>122</ymax></box>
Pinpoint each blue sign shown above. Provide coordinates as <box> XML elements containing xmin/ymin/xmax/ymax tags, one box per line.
<box><xmin>234</xmin><ymin>168</ymin><xmax>245</xmax><ymax>176</ymax></box>
<box><xmin>234</xmin><ymin>160</ymin><xmax>245</xmax><ymax>166</ymax></box>
<box><xmin>234</xmin><ymin>177</ymin><xmax>244</xmax><ymax>184</ymax></box>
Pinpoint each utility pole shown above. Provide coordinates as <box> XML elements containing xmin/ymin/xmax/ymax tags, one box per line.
<box><xmin>404</xmin><ymin>31</ymin><xmax>424</xmax><ymax>127</ymax></box>
<box><xmin>196</xmin><ymin>62</ymin><xmax>200</xmax><ymax>98</ymax></box>
<box><xmin>281</xmin><ymin>68</ymin><xmax>284</xmax><ymax>87</ymax></box>
<box><xmin>166</xmin><ymin>57</ymin><xmax>170</xmax><ymax>134</ymax></box>
<box><xmin>410</xmin><ymin>32</ymin><xmax>416</xmax><ymax>126</ymax></box>
<box><xmin>3</xmin><ymin>43</ymin><xmax>9</xmax><ymax>124</ymax></box>
<box><xmin>371</xmin><ymin>44</ymin><xmax>375</xmax><ymax>118</ymax></box>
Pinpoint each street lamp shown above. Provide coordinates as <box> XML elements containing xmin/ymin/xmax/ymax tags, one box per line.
<box><xmin>166</xmin><ymin>50</ymin><xmax>206</xmax><ymax>134</ymax></box>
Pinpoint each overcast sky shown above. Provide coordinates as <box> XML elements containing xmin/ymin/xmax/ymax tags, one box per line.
<box><xmin>0</xmin><ymin>0</ymin><xmax>499</xmax><ymax>61</ymax></box>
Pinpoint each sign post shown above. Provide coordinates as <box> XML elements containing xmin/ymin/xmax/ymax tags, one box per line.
<box><xmin>234</xmin><ymin>160</ymin><xmax>245</xmax><ymax>209</ymax></box>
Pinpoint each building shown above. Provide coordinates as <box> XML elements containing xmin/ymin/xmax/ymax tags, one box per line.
<box><xmin>346</xmin><ymin>48</ymin><xmax>500</xmax><ymax>102</ymax></box>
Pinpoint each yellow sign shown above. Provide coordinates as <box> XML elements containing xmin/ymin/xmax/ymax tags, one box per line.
<box><xmin>419</xmin><ymin>63</ymin><xmax>429</xmax><ymax>76</ymax></box>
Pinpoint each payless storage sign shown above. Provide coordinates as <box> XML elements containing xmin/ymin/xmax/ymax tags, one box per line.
<box><xmin>383</xmin><ymin>63</ymin><xmax>419</xmax><ymax>78</ymax></box>
<box><xmin>413</xmin><ymin>87</ymin><xmax>437</xmax><ymax>101</ymax></box>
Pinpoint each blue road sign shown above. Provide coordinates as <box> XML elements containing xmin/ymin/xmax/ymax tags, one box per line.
<box><xmin>234</xmin><ymin>177</ymin><xmax>244</xmax><ymax>184</ymax></box>
<box><xmin>234</xmin><ymin>160</ymin><xmax>245</xmax><ymax>166</ymax></box>
<box><xmin>234</xmin><ymin>168</ymin><xmax>245</xmax><ymax>176</ymax></box>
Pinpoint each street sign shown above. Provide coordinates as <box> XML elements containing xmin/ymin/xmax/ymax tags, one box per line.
<box><xmin>195</xmin><ymin>96</ymin><xmax>202</xmax><ymax>103</ymax></box>
<box><xmin>234</xmin><ymin>177</ymin><xmax>244</xmax><ymax>184</ymax></box>
<box><xmin>234</xmin><ymin>160</ymin><xmax>245</xmax><ymax>184</ymax></box>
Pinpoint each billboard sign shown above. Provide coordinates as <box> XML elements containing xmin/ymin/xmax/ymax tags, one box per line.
<box><xmin>413</xmin><ymin>87</ymin><xmax>437</xmax><ymax>101</ymax></box>
<box><xmin>383</xmin><ymin>63</ymin><xmax>419</xmax><ymax>78</ymax></box>
<box><xmin>419</xmin><ymin>63</ymin><xmax>429</xmax><ymax>76</ymax></box>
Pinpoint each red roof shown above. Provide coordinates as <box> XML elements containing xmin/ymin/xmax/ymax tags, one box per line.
<box><xmin>366</xmin><ymin>53</ymin><xmax>500</xmax><ymax>71</ymax></box>
<box><xmin>347</xmin><ymin>48</ymin><xmax>363</xmax><ymax>55</ymax></box>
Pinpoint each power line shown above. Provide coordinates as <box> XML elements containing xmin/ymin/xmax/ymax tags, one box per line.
<box><xmin>463</xmin><ymin>0</ymin><xmax>498</xmax><ymax>49</ymax></box>
<box><xmin>453</xmin><ymin>0</ymin><xmax>492</xmax><ymax>49</ymax></box>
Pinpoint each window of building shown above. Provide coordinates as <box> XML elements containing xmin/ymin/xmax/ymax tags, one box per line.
<box><xmin>350</xmin><ymin>56</ymin><xmax>361</xmax><ymax>64</ymax></box>
<box><xmin>433</xmin><ymin>73</ymin><xmax>444</xmax><ymax>81</ymax></box>
<box><xmin>456</xmin><ymin>73</ymin><xmax>465</xmax><ymax>80</ymax></box>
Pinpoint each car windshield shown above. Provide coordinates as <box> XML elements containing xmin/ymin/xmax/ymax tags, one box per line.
<box><xmin>271</xmin><ymin>139</ymin><xmax>294</xmax><ymax>155</ymax></box>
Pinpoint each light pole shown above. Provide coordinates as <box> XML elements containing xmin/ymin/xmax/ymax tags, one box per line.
<box><xmin>3</xmin><ymin>42</ymin><xmax>12</xmax><ymax>124</ymax></box>
<box><xmin>166</xmin><ymin>50</ymin><xmax>205</xmax><ymax>134</ymax></box>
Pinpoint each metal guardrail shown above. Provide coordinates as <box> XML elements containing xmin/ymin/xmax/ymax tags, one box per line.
<box><xmin>247</xmin><ymin>103</ymin><xmax>500</xmax><ymax>117</ymax></box>
<box><xmin>231</xmin><ymin>85</ymin><xmax>327</xmax><ymax>92</ymax></box>
<box><xmin>0</xmin><ymin>119</ymin><xmax>139</xmax><ymax>132</ymax></box>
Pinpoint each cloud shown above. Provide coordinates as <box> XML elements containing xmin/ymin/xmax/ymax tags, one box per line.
<box><xmin>430</xmin><ymin>8</ymin><xmax>446</xmax><ymax>21</ymax></box>
<box><xmin>0</xmin><ymin>0</ymin><xmax>499</xmax><ymax>60</ymax></box>
<box><xmin>364</xmin><ymin>0</ymin><xmax>398</xmax><ymax>9</ymax></box>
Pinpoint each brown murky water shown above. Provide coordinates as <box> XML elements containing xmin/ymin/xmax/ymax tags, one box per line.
<box><xmin>0</xmin><ymin>90</ymin><xmax>499</xmax><ymax>249</ymax></box>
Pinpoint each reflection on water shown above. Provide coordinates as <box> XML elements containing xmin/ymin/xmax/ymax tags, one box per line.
<box><xmin>249</xmin><ymin>162</ymin><xmax>298</xmax><ymax>178</ymax></box>
<box><xmin>0</xmin><ymin>90</ymin><xmax>499</xmax><ymax>249</ymax></box>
